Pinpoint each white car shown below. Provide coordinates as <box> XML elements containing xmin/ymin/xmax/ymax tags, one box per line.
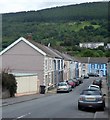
<box><xmin>57</xmin><ymin>82</ymin><xmax>72</xmax><ymax>93</ymax></box>
<box><xmin>88</xmin><ymin>84</ymin><xmax>100</xmax><ymax>90</ymax></box>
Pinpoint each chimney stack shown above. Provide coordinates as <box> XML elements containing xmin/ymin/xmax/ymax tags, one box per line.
<box><xmin>26</xmin><ymin>33</ymin><xmax>32</xmax><ymax>40</ymax></box>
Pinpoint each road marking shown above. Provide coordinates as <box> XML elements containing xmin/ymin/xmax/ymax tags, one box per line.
<box><xmin>12</xmin><ymin>112</ymin><xmax>31</xmax><ymax>120</ymax></box>
<box><xmin>17</xmin><ymin>113</ymin><xmax>31</xmax><ymax>119</ymax></box>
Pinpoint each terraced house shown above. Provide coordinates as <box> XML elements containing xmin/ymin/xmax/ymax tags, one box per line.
<box><xmin>77</xmin><ymin>57</ymin><xmax>108</xmax><ymax>77</ymax></box>
<box><xmin>0</xmin><ymin>37</ymin><xmax>64</xmax><ymax>94</ymax></box>
<box><xmin>1</xmin><ymin>37</ymin><xmax>80</xmax><ymax>96</ymax></box>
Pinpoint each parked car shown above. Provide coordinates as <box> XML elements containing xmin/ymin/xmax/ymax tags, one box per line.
<box><xmin>95</xmin><ymin>73</ymin><xmax>99</xmax><ymax>77</ymax></box>
<box><xmin>88</xmin><ymin>73</ymin><xmax>99</xmax><ymax>77</ymax></box>
<box><xmin>88</xmin><ymin>84</ymin><xmax>100</xmax><ymax>91</ymax></box>
<box><xmin>57</xmin><ymin>82</ymin><xmax>72</xmax><ymax>93</ymax></box>
<box><xmin>83</xmin><ymin>75</ymin><xmax>89</xmax><ymax>79</ymax></box>
<box><xmin>78</xmin><ymin>89</ymin><xmax>106</xmax><ymax>111</ymax></box>
<box><xmin>72</xmin><ymin>78</ymin><xmax>79</xmax><ymax>86</ymax></box>
<box><xmin>76</xmin><ymin>78</ymin><xmax>81</xmax><ymax>85</ymax></box>
<box><xmin>78</xmin><ymin>77</ymin><xmax>83</xmax><ymax>84</ymax></box>
<box><xmin>92</xmin><ymin>79</ymin><xmax>102</xmax><ymax>88</ymax></box>
<box><xmin>66</xmin><ymin>79</ymin><xmax>76</xmax><ymax>88</ymax></box>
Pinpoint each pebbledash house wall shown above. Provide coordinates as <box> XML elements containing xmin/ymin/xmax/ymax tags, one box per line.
<box><xmin>1</xmin><ymin>40</ymin><xmax>44</xmax><ymax>85</ymax></box>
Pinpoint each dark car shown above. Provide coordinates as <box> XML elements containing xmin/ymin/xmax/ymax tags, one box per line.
<box><xmin>88</xmin><ymin>73</ymin><xmax>99</xmax><ymax>77</ymax></box>
<box><xmin>77</xmin><ymin>77</ymin><xmax>83</xmax><ymax>84</ymax></box>
<box><xmin>92</xmin><ymin>79</ymin><xmax>102</xmax><ymax>88</ymax></box>
<box><xmin>88</xmin><ymin>73</ymin><xmax>96</xmax><ymax>77</ymax></box>
<box><xmin>78</xmin><ymin>89</ymin><xmax>106</xmax><ymax>111</ymax></box>
<box><xmin>83</xmin><ymin>75</ymin><xmax>89</xmax><ymax>79</ymax></box>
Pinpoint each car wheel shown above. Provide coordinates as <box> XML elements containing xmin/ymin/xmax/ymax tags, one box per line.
<box><xmin>67</xmin><ymin>90</ymin><xmax>69</xmax><ymax>93</ymax></box>
<box><xmin>78</xmin><ymin>104</ymin><xmax>81</xmax><ymax>110</ymax></box>
<box><xmin>100</xmin><ymin>106</ymin><xmax>104</xmax><ymax>111</ymax></box>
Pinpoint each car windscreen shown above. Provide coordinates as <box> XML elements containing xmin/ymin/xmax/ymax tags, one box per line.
<box><xmin>81</xmin><ymin>90</ymin><xmax>101</xmax><ymax>95</ymax></box>
<box><xmin>68</xmin><ymin>80</ymin><xmax>73</xmax><ymax>82</ymax></box>
<box><xmin>95</xmin><ymin>79</ymin><xmax>101</xmax><ymax>82</ymax></box>
<box><xmin>58</xmin><ymin>83</ymin><xmax>67</xmax><ymax>86</ymax></box>
<box><xmin>72</xmin><ymin>79</ymin><xmax>76</xmax><ymax>82</ymax></box>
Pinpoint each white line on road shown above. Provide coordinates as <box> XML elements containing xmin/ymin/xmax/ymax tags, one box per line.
<box><xmin>12</xmin><ymin>112</ymin><xmax>31</xmax><ymax>120</ymax></box>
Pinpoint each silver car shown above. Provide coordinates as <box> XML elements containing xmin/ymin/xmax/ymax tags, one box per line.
<box><xmin>88</xmin><ymin>84</ymin><xmax>100</xmax><ymax>91</ymax></box>
<box><xmin>78</xmin><ymin>89</ymin><xmax>106</xmax><ymax>111</ymax></box>
<box><xmin>57</xmin><ymin>82</ymin><xmax>72</xmax><ymax>93</ymax></box>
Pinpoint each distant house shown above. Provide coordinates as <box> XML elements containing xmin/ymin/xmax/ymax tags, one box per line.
<box><xmin>51</xmin><ymin>49</ymin><xmax>77</xmax><ymax>80</ymax></box>
<box><xmin>106</xmin><ymin>43</ymin><xmax>110</xmax><ymax>49</ymax></box>
<box><xmin>77</xmin><ymin>57</ymin><xmax>108</xmax><ymax>77</ymax></box>
<box><xmin>61</xmin><ymin>53</ymin><xmax>73</xmax><ymax>80</ymax></box>
<box><xmin>0</xmin><ymin>37</ymin><xmax>63</xmax><ymax>93</ymax></box>
<box><xmin>88</xmin><ymin>57</ymin><xmax>107</xmax><ymax>76</ymax></box>
<box><xmin>76</xmin><ymin>57</ymin><xmax>89</xmax><ymax>77</ymax></box>
<box><xmin>79</xmin><ymin>42</ymin><xmax>104</xmax><ymax>49</ymax></box>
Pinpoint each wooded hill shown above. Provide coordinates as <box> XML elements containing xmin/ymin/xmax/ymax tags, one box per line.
<box><xmin>2</xmin><ymin>1</ymin><xmax>110</xmax><ymax>57</ymax></box>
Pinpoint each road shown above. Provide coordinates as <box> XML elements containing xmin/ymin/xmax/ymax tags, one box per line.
<box><xmin>2</xmin><ymin>78</ymin><xmax>96</xmax><ymax>119</ymax></box>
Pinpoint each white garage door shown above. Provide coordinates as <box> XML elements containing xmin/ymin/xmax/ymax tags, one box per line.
<box><xmin>15</xmin><ymin>74</ymin><xmax>39</xmax><ymax>96</ymax></box>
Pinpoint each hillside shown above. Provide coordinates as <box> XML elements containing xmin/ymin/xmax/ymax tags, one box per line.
<box><xmin>3</xmin><ymin>2</ymin><xmax>108</xmax><ymax>22</ymax></box>
<box><xmin>2</xmin><ymin>1</ymin><xmax>110</xmax><ymax>57</ymax></box>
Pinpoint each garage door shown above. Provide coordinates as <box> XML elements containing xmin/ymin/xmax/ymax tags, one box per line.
<box><xmin>15</xmin><ymin>74</ymin><xmax>39</xmax><ymax>96</ymax></box>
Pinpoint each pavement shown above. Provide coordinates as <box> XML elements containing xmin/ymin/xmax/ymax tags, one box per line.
<box><xmin>94</xmin><ymin>79</ymin><xmax>109</xmax><ymax>119</ymax></box>
<box><xmin>1</xmin><ymin>79</ymin><xmax>109</xmax><ymax>119</ymax></box>
<box><xmin>1</xmin><ymin>88</ymin><xmax>57</xmax><ymax>107</ymax></box>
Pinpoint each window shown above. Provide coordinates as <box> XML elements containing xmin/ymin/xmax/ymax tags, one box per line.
<box><xmin>61</xmin><ymin>60</ymin><xmax>63</xmax><ymax>69</ymax></box>
<box><xmin>99</xmin><ymin>64</ymin><xmax>101</xmax><ymax>69</ymax></box>
<box><xmin>54</xmin><ymin>60</ymin><xmax>56</xmax><ymax>70</ymax></box>
<box><xmin>101</xmin><ymin>64</ymin><xmax>104</xmax><ymax>69</ymax></box>
<box><xmin>45</xmin><ymin>59</ymin><xmax>48</xmax><ymax>70</ymax></box>
<box><xmin>97</xmin><ymin>64</ymin><xmax>99</xmax><ymax>69</ymax></box>
<box><xmin>92</xmin><ymin>64</ymin><xmax>94</xmax><ymax>68</ymax></box>
<box><xmin>49</xmin><ymin>59</ymin><xmax>52</xmax><ymax>70</ymax></box>
<box><xmin>82</xmin><ymin>64</ymin><xmax>86</xmax><ymax>68</ymax></box>
<box><xmin>58</xmin><ymin>60</ymin><xmax>60</xmax><ymax>70</ymax></box>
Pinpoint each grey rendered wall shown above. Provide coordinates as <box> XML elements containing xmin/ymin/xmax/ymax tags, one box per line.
<box><xmin>1</xmin><ymin>40</ymin><xmax>44</xmax><ymax>85</ymax></box>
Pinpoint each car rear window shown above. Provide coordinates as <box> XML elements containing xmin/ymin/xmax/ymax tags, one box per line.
<box><xmin>81</xmin><ymin>90</ymin><xmax>101</xmax><ymax>95</ymax></box>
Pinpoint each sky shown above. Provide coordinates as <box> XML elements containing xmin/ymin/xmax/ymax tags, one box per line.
<box><xmin>0</xmin><ymin>0</ymin><xmax>109</xmax><ymax>14</ymax></box>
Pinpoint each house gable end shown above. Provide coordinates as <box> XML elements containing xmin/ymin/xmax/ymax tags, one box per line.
<box><xmin>0</xmin><ymin>37</ymin><xmax>46</xmax><ymax>56</ymax></box>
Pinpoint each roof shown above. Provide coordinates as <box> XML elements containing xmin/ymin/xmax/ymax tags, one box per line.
<box><xmin>80</xmin><ymin>42</ymin><xmax>104</xmax><ymax>44</ymax></box>
<box><xmin>0</xmin><ymin>37</ymin><xmax>46</xmax><ymax>56</ymax></box>
<box><xmin>61</xmin><ymin>53</ymin><xmax>73</xmax><ymax>61</ymax></box>
<box><xmin>76</xmin><ymin>57</ymin><xmax>108</xmax><ymax>64</ymax></box>
<box><xmin>0</xmin><ymin>37</ymin><xmax>62</xmax><ymax>59</ymax></box>
<box><xmin>51</xmin><ymin>48</ymin><xmax>74</xmax><ymax>61</ymax></box>
<box><xmin>27</xmin><ymin>39</ymin><xmax>62</xmax><ymax>58</ymax></box>
<box><xmin>12</xmin><ymin>73</ymin><xmax>38</xmax><ymax>77</ymax></box>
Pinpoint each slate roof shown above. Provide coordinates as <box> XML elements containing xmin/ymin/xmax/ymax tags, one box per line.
<box><xmin>0</xmin><ymin>37</ymin><xmax>63</xmax><ymax>59</ymax></box>
<box><xmin>76</xmin><ymin>57</ymin><xmax>108</xmax><ymax>64</ymax></box>
<box><xmin>27</xmin><ymin>39</ymin><xmax>62</xmax><ymax>59</ymax></box>
<box><xmin>50</xmin><ymin>48</ymin><xmax>74</xmax><ymax>61</ymax></box>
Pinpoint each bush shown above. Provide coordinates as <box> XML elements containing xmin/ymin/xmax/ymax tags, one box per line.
<box><xmin>2</xmin><ymin>72</ymin><xmax>17</xmax><ymax>97</ymax></box>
